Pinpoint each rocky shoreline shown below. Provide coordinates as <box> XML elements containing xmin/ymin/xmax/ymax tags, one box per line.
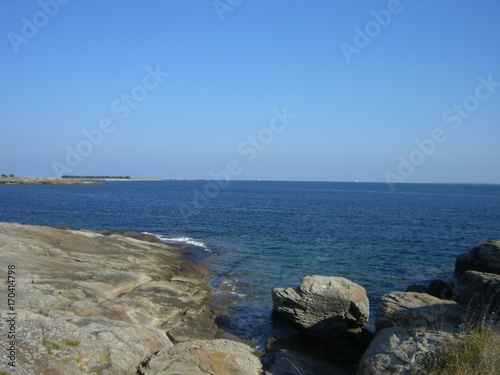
<box><xmin>270</xmin><ymin>240</ymin><xmax>500</xmax><ymax>374</ymax></box>
<box><xmin>1</xmin><ymin>222</ymin><xmax>498</xmax><ymax>374</ymax></box>
<box><xmin>0</xmin><ymin>222</ymin><xmax>262</xmax><ymax>374</ymax></box>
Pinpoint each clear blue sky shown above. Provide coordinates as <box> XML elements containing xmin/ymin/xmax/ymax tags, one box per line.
<box><xmin>1</xmin><ymin>0</ymin><xmax>499</xmax><ymax>183</ymax></box>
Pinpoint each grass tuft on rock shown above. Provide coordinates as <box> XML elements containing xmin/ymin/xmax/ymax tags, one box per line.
<box><xmin>422</xmin><ymin>312</ymin><xmax>500</xmax><ymax>375</ymax></box>
<box><xmin>47</xmin><ymin>343</ymin><xmax>63</xmax><ymax>354</ymax></box>
<box><xmin>65</xmin><ymin>339</ymin><xmax>80</xmax><ymax>347</ymax></box>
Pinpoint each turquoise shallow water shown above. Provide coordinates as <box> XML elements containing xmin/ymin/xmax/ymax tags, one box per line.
<box><xmin>1</xmin><ymin>181</ymin><xmax>499</xmax><ymax>343</ymax></box>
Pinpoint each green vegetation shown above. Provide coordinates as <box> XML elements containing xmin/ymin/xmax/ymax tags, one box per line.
<box><xmin>65</xmin><ymin>339</ymin><xmax>80</xmax><ymax>347</ymax></box>
<box><xmin>47</xmin><ymin>339</ymin><xmax>81</xmax><ymax>354</ymax></box>
<box><xmin>48</xmin><ymin>343</ymin><xmax>63</xmax><ymax>354</ymax></box>
<box><xmin>422</xmin><ymin>314</ymin><xmax>500</xmax><ymax>375</ymax></box>
<box><xmin>61</xmin><ymin>175</ymin><xmax>131</xmax><ymax>179</ymax></box>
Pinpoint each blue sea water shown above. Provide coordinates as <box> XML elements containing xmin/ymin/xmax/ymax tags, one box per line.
<box><xmin>1</xmin><ymin>181</ymin><xmax>500</xmax><ymax>344</ymax></box>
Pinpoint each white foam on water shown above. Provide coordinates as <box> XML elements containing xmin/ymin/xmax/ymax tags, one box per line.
<box><xmin>142</xmin><ymin>232</ymin><xmax>211</xmax><ymax>251</ymax></box>
<box><xmin>214</xmin><ymin>278</ymin><xmax>247</xmax><ymax>298</ymax></box>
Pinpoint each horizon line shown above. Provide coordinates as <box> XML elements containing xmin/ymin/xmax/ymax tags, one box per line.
<box><xmin>3</xmin><ymin>175</ymin><xmax>500</xmax><ymax>186</ymax></box>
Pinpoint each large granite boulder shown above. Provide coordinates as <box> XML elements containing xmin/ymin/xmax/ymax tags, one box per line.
<box><xmin>359</xmin><ymin>291</ymin><xmax>465</xmax><ymax>375</ymax></box>
<box><xmin>359</xmin><ymin>240</ymin><xmax>500</xmax><ymax>375</ymax></box>
<box><xmin>357</xmin><ymin>326</ymin><xmax>454</xmax><ymax>375</ymax></box>
<box><xmin>272</xmin><ymin>275</ymin><xmax>369</xmax><ymax>337</ymax></box>
<box><xmin>454</xmin><ymin>240</ymin><xmax>500</xmax><ymax>286</ymax></box>
<box><xmin>454</xmin><ymin>270</ymin><xmax>500</xmax><ymax>313</ymax></box>
<box><xmin>376</xmin><ymin>292</ymin><xmax>465</xmax><ymax>332</ymax></box>
<box><xmin>453</xmin><ymin>240</ymin><xmax>500</xmax><ymax>313</ymax></box>
<box><xmin>272</xmin><ymin>276</ymin><xmax>371</xmax><ymax>362</ymax></box>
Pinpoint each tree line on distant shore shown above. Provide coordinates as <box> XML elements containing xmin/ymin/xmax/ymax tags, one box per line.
<box><xmin>61</xmin><ymin>175</ymin><xmax>131</xmax><ymax>179</ymax></box>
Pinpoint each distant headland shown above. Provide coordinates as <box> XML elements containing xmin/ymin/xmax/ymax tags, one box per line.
<box><xmin>0</xmin><ymin>175</ymin><xmax>165</xmax><ymax>185</ymax></box>
<box><xmin>61</xmin><ymin>175</ymin><xmax>133</xmax><ymax>180</ymax></box>
<box><xmin>62</xmin><ymin>175</ymin><xmax>164</xmax><ymax>181</ymax></box>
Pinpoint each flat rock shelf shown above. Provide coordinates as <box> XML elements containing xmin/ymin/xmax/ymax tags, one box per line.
<box><xmin>0</xmin><ymin>222</ymin><xmax>263</xmax><ymax>375</ymax></box>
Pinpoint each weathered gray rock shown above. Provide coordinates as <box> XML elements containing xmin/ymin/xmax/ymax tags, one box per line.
<box><xmin>272</xmin><ymin>276</ymin><xmax>371</xmax><ymax>363</ymax></box>
<box><xmin>358</xmin><ymin>292</ymin><xmax>466</xmax><ymax>375</ymax></box>
<box><xmin>0</xmin><ymin>310</ymin><xmax>174</xmax><ymax>375</ymax></box>
<box><xmin>145</xmin><ymin>339</ymin><xmax>263</xmax><ymax>375</ymax></box>
<box><xmin>454</xmin><ymin>240</ymin><xmax>500</xmax><ymax>286</ymax></box>
<box><xmin>359</xmin><ymin>240</ymin><xmax>500</xmax><ymax>375</ymax></box>
<box><xmin>272</xmin><ymin>275</ymin><xmax>369</xmax><ymax>337</ymax></box>
<box><xmin>357</xmin><ymin>326</ymin><xmax>454</xmax><ymax>375</ymax></box>
<box><xmin>0</xmin><ymin>222</ymin><xmax>261</xmax><ymax>375</ymax></box>
<box><xmin>453</xmin><ymin>240</ymin><xmax>500</xmax><ymax>313</ymax></box>
<box><xmin>454</xmin><ymin>270</ymin><xmax>500</xmax><ymax>312</ymax></box>
<box><xmin>376</xmin><ymin>292</ymin><xmax>465</xmax><ymax>332</ymax></box>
